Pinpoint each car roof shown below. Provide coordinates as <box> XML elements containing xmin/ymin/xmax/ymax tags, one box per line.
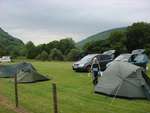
<box><xmin>86</xmin><ymin>54</ymin><xmax>99</xmax><ymax>56</ymax></box>
<box><xmin>119</xmin><ymin>53</ymin><xmax>132</xmax><ymax>56</ymax></box>
<box><xmin>103</xmin><ymin>50</ymin><xmax>116</xmax><ymax>55</ymax></box>
<box><xmin>131</xmin><ymin>49</ymin><xmax>145</xmax><ymax>54</ymax></box>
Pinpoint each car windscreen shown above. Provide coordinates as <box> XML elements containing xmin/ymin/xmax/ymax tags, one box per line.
<box><xmin>103</xmin><ymin>50</ymin><xmax>115</xmax><ymax>55</ymax></box>
<box><xmin>99</xmin><ymin>55</ymin><xmax>112</xmax><ymax>61</ymax></box>
<box><xmin>134</xmin><ymin>54</ymin><xmax>149</xmax><ymax>64</ymax></box>
<box><xmin>80</xmin><ymin>55</ymin><xmax>97</xmax><ymax>63</ymax></box>
<box><xmin>114</xmin><ymin>54</ymin><xmax>131</xmax><ymax>61</ymax></box>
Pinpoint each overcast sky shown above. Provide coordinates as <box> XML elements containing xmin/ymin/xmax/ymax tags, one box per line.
<box><xmin>0</xmin><ymin>0</ymin><xmax>150</xmax><ymax>45</ymax></box>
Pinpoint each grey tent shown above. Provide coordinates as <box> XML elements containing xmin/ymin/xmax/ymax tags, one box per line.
<box><xmin>95</xmin><ymin>61</ymin><xmax>150</xmax><ymax>99</ymax></box>
<box><xmin>0</xmin><ymin>64</ymin><xmax>16</xmax><ymax>77</ymax></box>
<box><xmin>17</xmin><ymin>69</ymin><xmax>49</xmax><ymax>83</ymax></box>
<box><xmin>0</xmin><ymin>62</ymin><xmax>36</xmax><ymax>78</ymax></box>
<box><xmin>0</xmin><ymin>62</ymin><xmax>49</xmax><ymax>83</ymax></box>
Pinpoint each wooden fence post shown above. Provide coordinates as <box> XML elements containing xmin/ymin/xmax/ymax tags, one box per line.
<box><xmin>14</xmin><ymin>74</ymin><xmax>19</xmax><ymax>107</ymax></box>
<box><xmin>52</xmin><ymin>83</ymin><xmax>58</xmax><ymax>113</ymax></box>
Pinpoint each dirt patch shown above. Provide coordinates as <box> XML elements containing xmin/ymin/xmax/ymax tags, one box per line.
<box><xmin>0</xmin><ymin>94</ymin><xmax>32</xmax><ymax>113</ymax></box>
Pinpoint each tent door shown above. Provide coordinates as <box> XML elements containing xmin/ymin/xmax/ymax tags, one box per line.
<box><xmin>142</xmin><ymin>85</ymin><xmax>150</xmax><ymax>100</ymax></box>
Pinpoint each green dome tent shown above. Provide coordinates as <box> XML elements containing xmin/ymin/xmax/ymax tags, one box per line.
<box><xmin>0</xmin><ymin>64</ymin><xmax>16</xmax><ymax>77</ymax></box>
<box><xmin>17</xmin><ymin>69</ymin><xmax>49</xmax><ymax>83</ymax></box>
<box><xmin>0</xmin><ymin>62</ymin><xmax>49</xmax><ymax>83</ymax></box>
<box><xmin>0</xmin><ymin>62</ymin><xmax>36</xmax><ymax>78</ymax></box>
<box><xmin>95</xmin><ymin>61</ymin><xmax>150</xmax><ymax>99</ymax></box>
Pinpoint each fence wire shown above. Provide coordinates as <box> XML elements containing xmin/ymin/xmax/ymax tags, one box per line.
<box><xmin>0</xmin><ymin>79</ymin><xmax>150</xmax><ymax>113</ymax></box>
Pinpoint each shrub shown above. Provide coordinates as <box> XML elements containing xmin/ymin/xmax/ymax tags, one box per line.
<box><xmin>49</xmin><ymin>48</ymin><xmax>64</xmax><ymax>61</ymax></box>
<box><xmin>66</xmin><ymin>48</ymin><xmax>82</xmax><ymax>61</ymax></box>
<box><xmin>36</xmin><ymin>51</ymin><xmax>48</xmax><ymax>61</ymax></box>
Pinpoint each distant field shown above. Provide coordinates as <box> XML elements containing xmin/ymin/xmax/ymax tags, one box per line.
<box><xmin>0</xmin><ymin>61</ymin><xmax>150</xmax><ymax>113</ymax></box>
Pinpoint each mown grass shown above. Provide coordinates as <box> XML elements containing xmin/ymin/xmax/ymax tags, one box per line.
<box><xmin>0</xmin><ymin>106</ymin><xmax>16</xmax><ymax>113</ymax></box>
<box><xmin>0</xmin><ymin>61</ymin><xmax>150</xmax><ymax>113</ymax></box>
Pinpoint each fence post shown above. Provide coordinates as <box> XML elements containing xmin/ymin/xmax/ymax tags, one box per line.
<box><xmin>14</xmin><ymin>74</ymin><xmax>19</xmax><ymax>107</ymax></box>
<box><xmin>52</xmin><ymin>83</ymin><xmax>58</xmax><ymax>113</ymax></box>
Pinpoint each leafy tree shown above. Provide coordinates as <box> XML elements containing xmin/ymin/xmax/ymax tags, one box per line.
<box><xmin>49</xmin><ymin>48</ymin><xmax>64</xmax><ymax>61</ymax></box>
<box><xmin>36</xmin><ymin>51</ymin><xmax>49</xmax><ymax>61</ymax></box>
<box><xmin>47</xmin><ymin>40</ymin><xmax>60</xmax><ymax>52</ymax></box>
<box><xmin>19</xmin><ymin>46</ymin><xmax>28</xmax><ymax>56</ymax></box>
<box><xmin>126</xmin><ymin>22</ymin><xmax>150</xmax><ymax>52</ymax></box>
<box><xmin>59</xmin><ymin>38</ymin><xmax>75</xmax><ymax>55</ymax></box>
<box><xmin>10</xmin><ymin>50</ymin><xmax>20</xmax><ymax>58</ymax></box>
<box><xmin>26</xmin><ymin>41</ymin><xmax>35</xmax><ymax>50</ymax></box>
<box><xmin>66</xmin><ymin>48</ymin><xmax>82</xmax><ymax>61</ymax></box>
<box><xmin>26</xmin><ymin>47</ymin><xmax>39</xmax><ymax>59</ymax></box>
<box><xmin>26</xmin><ymin>41</ymin><xmax>38</xmax><ymax>59</ymax></box>
<box><xmin>83</xmin><ymin>40</ymin><xmax>110</xmax><ymax>54</ymax></box>
<box><xmin>0</xmin><ymin>47</ymin><xmax>6</xmax><ymax>56</ymax></box>
<box><xmin>144</xmin><ymin>44</ymin><xmax>150</xmax><ymax>56</ymax></box>
<box><xmin>108</xmin><ymin>31</ymin><xmax>127</xmax><ymax>54</ymax></box>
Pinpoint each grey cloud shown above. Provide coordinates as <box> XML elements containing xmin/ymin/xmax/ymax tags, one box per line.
<box><xmin>0</xmin><ymin>0</ymin><xmax>150</xmax><ymax>44</ymax></box>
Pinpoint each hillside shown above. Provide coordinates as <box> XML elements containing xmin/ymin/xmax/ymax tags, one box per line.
<box><xmin>0</xmin><ymin>27</ymin><xmax>24</xmax><ymax>55</ymax></box>
<box><xmin>77</xmin><ymin>27</ymin><xmax>127</xmax><ymax>47</ymax></box>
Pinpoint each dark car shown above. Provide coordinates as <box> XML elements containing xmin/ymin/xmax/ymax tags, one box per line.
<box><xmin>72</xmin><ymin>54</ymin><xmax>98</xmax><ymax>72</ymax></box>
<box><xmin>72</xmin><ymin>53</ymin><xmax>114</xmax><ymax>72</ymax></box>
<box><xmin>102</xmin><ymin>50</ymin><xmax>116</xmax><ymax>59</ymax></box>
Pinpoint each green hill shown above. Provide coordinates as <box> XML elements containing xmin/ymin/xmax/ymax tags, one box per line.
<box><xmin>0</xmin><ymin>27</ymin><xmax>24</xmax><ymax>55</ymax></box>
<box><xmin>77</xmin><ymin>27</ymin><xmax>127</xmax><ymax>47</ymax></box>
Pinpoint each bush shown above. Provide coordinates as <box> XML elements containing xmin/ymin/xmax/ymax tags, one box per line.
<box><xmin>49</xmin><ymin>48</ymin><xmax>64</xmax><ymax>61</ymax></box>
<box><xmin>36</xmin><ymin>51</ymin><xmax>49</xmax><ymax>61</ymax></box>
<box><xmin>66</xmin><ymin>49</ymin><xmax>82</xmax><ymax>61</ymax></box>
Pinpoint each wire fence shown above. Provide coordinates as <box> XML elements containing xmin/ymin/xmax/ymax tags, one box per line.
<box><xmin>0</xmin><ymin>77</ymin><xmax>150</xmax><ymax>113</ymax></box>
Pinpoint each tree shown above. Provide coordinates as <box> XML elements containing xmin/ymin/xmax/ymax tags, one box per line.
<box><xmin>26</xmin><ymin>41</ymin><xmax>35</xmax><ymax>50</ymax></box>
<box><xmin>49</xmin><ymin>48</ymin><xmax>64</xmax><ymax>61</ymax></box>
<box><xmin>36</xmin><ymin>51</ymin><xmax>49</xmax><ymax>61</ymax></box>
<box><xmin>26</xmin><ymin>41</ymin><xmax>37</xmax><ymax>59</ymax></box>
<box><xmin>83</xmin><ymin>40</ymin><xmax>110</xmax><ymax>54</ymax></box>
<box><xmin>66</xmin><ymin>48</ymin><xmax>82</xmax><ymax>61</ymax></box>
<box><xmin>126</xmin><ymin>22</ymin><xmax>150</xmax><ymax>52</ymax></box>
<box><xmin>26</xmin><ymin>47</ymin><xmax>39</xmax><ymax>59</ymax></box>
<box><xmin>10</xmin><ymin>50</ymin><xmax>20</xmax><ymax>58</ymax></box>
<box><xmin>46</xmin><ymin>40</ymin><xmax>60</xmax><ymax>52</ymax></box>
<box><xmin>0</xmin><ymin>47</ymin><xmax>6</xmax><ymax>56</ymax></box>
<box><xmin>59</xmin><ymin>38</ymin><xmax>75</xmax><ymax>55</ymax></box>
<box><xmin>108</xmin><ymin>31</ymin><xmax>127</xmax><ymax>54</ymax></box>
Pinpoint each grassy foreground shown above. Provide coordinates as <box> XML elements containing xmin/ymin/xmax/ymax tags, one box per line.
<box><xmin>0</xmin><ymin>106</ymin><xmax>16</xmax><ymax>113</ymax></box>
<box><xmin>0</xmin><ymin>61</ymin><xmax>150</xmax><ymax>113</ymax></box>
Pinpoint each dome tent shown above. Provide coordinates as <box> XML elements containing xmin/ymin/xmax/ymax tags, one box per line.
<box><xmin>95</xmin><ymin>61</ymin><xmax>150</xmax><ymax>99</ymax></box>
<box><xmin>0</xmin><ymin>64</ymin><xmax>16</xmax><ymax>78</ymax></box>
<box><xmin>0</xmin><ymin>62</ymin><xmax>49</xmax><ymax>83</ymax></box>
<box><xmin>16</xmin><ymin>69</ymin><xmax>49</xmax><ymax>83</ymax></box>
<box><xmin>0</xmin><ymin>62</ymin><xmax>36</xmax><ymax>78</ymax></box>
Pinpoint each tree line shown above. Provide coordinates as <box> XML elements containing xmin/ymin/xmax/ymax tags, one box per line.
<box><xmin>83</xmin><ymin>22</ymin><xmax>150</xmax><ymax>56</ymax></box>
<box><xmin>25</xmin><ymin>38</ymin><xmax>83</xmax><ymax>61</ymax></box>
<box><xmin>0</xmin><ymin>22</ymin><xmax>150</xmax><ymax>61</ymax></box>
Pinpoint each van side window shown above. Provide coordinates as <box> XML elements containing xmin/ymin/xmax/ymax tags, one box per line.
<box><xmin>101</xmin><ymin>55</ymin><xmax>111</xmax><ymax>60</ymax></box>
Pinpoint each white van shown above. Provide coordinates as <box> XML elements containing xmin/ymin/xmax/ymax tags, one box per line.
<box><xmin>0</xmin><ymin>56</ymin><xmax>11</xmax><ymax>63</ymax></box>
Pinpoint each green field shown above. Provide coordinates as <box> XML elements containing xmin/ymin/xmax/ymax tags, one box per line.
<box><xmin>0</xmin><ymin>106</ymin><xmax>16</xmax><ymax>113</ymax></box>
<box><xmin>0</xmin><ymin>61</ymin><xmax>150</xmax><ymax>113</ymax></box>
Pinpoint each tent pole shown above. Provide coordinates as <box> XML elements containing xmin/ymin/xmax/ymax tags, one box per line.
<box><xmin>110</xmin><ymin>83</ymin><xmax>122</xmax><ymax>105</ymax></box>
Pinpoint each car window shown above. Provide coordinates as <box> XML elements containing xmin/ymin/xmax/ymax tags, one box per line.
<box><xmin>134</xmin><ymin>54</ymin><xmax>149</xmax><ymax>63</ymax></box>
<box><xmin>99</xmin><ymin>55</ymin><xmax>111</xmax><ymax>61</ymax></box>
<box><xmin>80</xmin><ymin>54</ymin><xmax>97</xmax><ymax>63</ymax></box>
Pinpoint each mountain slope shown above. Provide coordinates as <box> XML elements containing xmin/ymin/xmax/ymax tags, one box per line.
<box><xmin>0</xmin><ymin>27</ymin><xmax>24</xmax><ymax>55</ymax></box>
<box><xmin>77</xmin><ymin>27</ymin><xmax>127</xmax><ymax>47</ymax></box>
